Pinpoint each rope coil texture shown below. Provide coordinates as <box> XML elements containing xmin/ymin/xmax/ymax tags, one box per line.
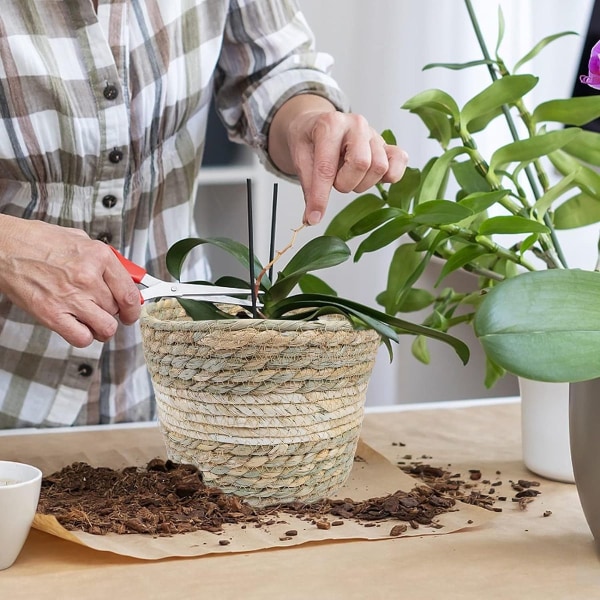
<box><xmin>140</xmin><ymin>298</ymin><xmax>380</xmax><ymax>506</ymax></box>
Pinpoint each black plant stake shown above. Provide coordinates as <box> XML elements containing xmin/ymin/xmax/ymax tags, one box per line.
<box><xmin>246</xmin><ymin>178</ymin><xmax>258</xmax><ymax>317</ymax></box>
<box><xmin>268</xmin><ymin>183</ymin><xmax>279</xmax><ymax>283</ymax></box>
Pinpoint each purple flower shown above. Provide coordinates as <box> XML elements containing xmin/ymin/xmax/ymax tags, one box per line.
<box><xmin>580</xmin><ymin>39</ymin><xmax>600</xmax><ymax>90</ymax></box>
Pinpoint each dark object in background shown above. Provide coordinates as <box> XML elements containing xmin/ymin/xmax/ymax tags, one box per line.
<box><xmin>202</xmin><ymin>99</ymin><xmax>242</xmax><ymax>166</ymax></box>
<box><xmin>572</xmin><ymin>0</ymin><xmax>600</xmax><ymax>132</ymax></box>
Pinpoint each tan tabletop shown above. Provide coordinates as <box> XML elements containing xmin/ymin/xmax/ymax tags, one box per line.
<box><xmin>1</xmin><ymin>399</ymin><xmax>599</xmax><ymax>599</ymax></box>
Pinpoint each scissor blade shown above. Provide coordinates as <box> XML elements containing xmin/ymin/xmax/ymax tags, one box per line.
<box><xmin>141</xmin><ymin>282</ymin><xmax>259</xmax><ymax>304</ymax></box>
<box><xmin>181</xmin><ymin>294</ymin><xmax>262</xmax><ymax>307</ymax></box>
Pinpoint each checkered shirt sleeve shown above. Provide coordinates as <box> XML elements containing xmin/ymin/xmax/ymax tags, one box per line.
<box><xmin>0</xmin><ymin>0</ymin><xmax>348</xmax><ymax>428</ymax></box>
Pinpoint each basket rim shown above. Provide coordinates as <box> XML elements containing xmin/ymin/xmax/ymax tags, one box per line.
<box><xmin>140</xmin><ymin>297</ymin><xmax>381</xmax><ymax>336</ymax></box>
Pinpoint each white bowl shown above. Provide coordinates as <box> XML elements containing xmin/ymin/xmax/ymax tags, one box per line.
<box><xmin>0</xmin><ymin>461</ymin><xmax>42</xmax><ymax>570</ymax></box>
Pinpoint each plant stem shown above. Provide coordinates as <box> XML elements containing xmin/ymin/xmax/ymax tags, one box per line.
<box><xmin>255</xmin><ymin>223</ymin><xmax>306</xmax><ymax>294</ymax></box>
<box><xmin>463</xmin><ymin>0</ymin><xmax>569</xmax><ymax>269</ymax></box>
<box><xmin>460</xmin><ymin>143</ymin><xmax>524</xmax><ymax>215</ymax></box>
<box><xmin>446</xmin><ymin>312</ymin><xmax>476</xmax><ymax>328</ymax></box>
<box><xmin>436</xmin><ymin>223</ymin><xmax>538</xmax><ymax>271</ymax></box>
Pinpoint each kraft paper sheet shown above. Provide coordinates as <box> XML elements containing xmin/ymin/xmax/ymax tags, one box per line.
<box><xmin>14</xmin><ymin>425</ymin><xmax>497</xmax><ymax>560</ymax></box>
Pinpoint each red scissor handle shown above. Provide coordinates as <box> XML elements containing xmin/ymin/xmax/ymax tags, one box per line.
<box><xmin>109</xmin><ymin>246</ymin><xmax>147</xmax><ymax>284</ymax></box>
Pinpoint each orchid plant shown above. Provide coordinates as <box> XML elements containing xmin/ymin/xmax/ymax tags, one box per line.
<box><xmin>474</xmin><ymin>35</ymin><xmax>600</xmax><ymax>384</ymax></box>
<box><xmin>165</xmin><ymin>225</ymin><xmax>470</xmax><ymax>365</ymax></box>
<box><xmin>326</xmin><ymin>0</ymin><xmax>600</xmax><ymax>387</ymax></box>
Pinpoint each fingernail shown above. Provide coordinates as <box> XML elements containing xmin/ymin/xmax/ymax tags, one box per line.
<box><xmin>307</xmin><ymin>211</ymin><xmax>322</xmax><ymax>225</ymax></box>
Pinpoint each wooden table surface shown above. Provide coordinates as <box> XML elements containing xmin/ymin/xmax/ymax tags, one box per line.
<box><xmin>1</xmin><ymin>398</ymin><xmax>599</xmax><ymax>599</ymax></box>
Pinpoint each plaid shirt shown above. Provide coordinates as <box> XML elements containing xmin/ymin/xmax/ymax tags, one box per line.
<box><xmin>0</xmin><ymin>0</ymin><xmax>347</xmax><ymax>428</ymax></box>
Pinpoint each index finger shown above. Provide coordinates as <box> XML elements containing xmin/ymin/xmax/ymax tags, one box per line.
<box><xmin>303</xmin><ymin>129</ymin><xmax>345</xmax><ymax>225</ymax></box>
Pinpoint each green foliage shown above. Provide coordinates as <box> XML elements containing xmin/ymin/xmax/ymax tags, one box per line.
<box><xmin>474</xmin><ymin>270</ymin><xmax>600</xmax><ymax>382</ymax></box>
<box><xmin>325</xmin><ymin>7</ymin><xmax>600</xmax><ymax>387</ymax></box>
<box><xmin>165</xmin><ymin>235</ymin><xmax>470</xmax><ymax>365</ymax></box>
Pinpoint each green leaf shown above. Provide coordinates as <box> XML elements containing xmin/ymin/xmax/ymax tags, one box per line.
<box><xmin>562</xmin><ymin>130</ymin><xmax>600</xmax><ymax>167</ymax></box>
<box><xmin>213</xmin><ymin>275</ymin><xmax>263</xmax><ymax>294</ymax></box>
<box><xmin>409</xmin><ymin>107</ymin><xmax>453</xmax><ymax>148</ymax></box>
<box><xmin>166</xmin><ymin>238</ymin><xmax>201</xmax><ymax>279</ymax></box>
<box><xmin>354</xmin><ymin>215</ymin><xmax>413</xmax><ymax>260</ymax></box>
<box><xmin>384</xmin><ymin>243</ymin><xmax>424</xmax><ymax>313</ymax></box>
<box><xmin>549</xmin><ymin>150</ymin><xmax>600</xmax><ymax>198</ymax></box>
<box><xmin>166</xmin><ymin>237</ymin><xmax>268</xmax><ymax>287</ymax></box>
<box><xmin>489</xmin><ymin>128</ymin><xmax>581</xmax><ymax>171</ymax></box>
<box><xmin>381</xmin><ymin>129</ymin><xmax>397</xmax><ymax>145</ymax></box>
<box><xmin>436</xmin><ymin>245</ymin><xmax>488</xmax><ymax>285</ymax></box>
<box><xmin>425</xmin><ymin>309</ymin><xmax>448</xmax><ymax>331</ymax></box>
<box><xmin>270</xmin><ymin>294</ymin><xmax>396</xmax><ymax>340</ymax></box>
<box><xmin>466</xmin><ymin>106</ymin><xmax>504</xmax><ymax>134</ymax></box>
<box><xmin>411</xmin><ymin>335</ymin><xmax>431</xmax><ymax>364</ymax></box>
<box><xmin>350</xmin><ymin>207</ymin><xmax>406</xmax><ymax>237</ymax></box>
<box><xmin>494</xmin><ymin>6</ymin><xmax>505</xmax><ymax>56</ymax></box>
<box><xmin>474</xmin><ymin>269</ymin><xmax>600</xmax><ymax>382</ymax></box>
<box><xmin>402</xmin><ymin>89</ymin><xmax>460</xmax><ymax>123</ymax></box>
<box><xmin>324</xmin><ymin>193</ymin><xmax>385</xmax><ymax>240</ymax></box>
<box><xmin>533</xmin><ymin>171</ymin><xmax>577</xmax><ymax>216</ymax></box>
<box><xmin>532</xmin><ymin>97</ymin><xmax>600</xmax><ymax>127</ymax></box>
<box><xmin>385</xmin><ymin>233</ymin><xmax>448</xmax><ymax>314</ymax></box>
<box><xmin>176</xmin><ymin>298</ymin><xmax>235</xmax><ymax>321</ymax></box>
<box><xmin>519</xmin><ymin>233</ymin><xmax>538</xmax><ymax>255</ymax></box>
<box><xmin>298</xmin><ymin>274</ymin><xmax>338</xmax><ymax>296</ymax></box>
<box><xmin>513</xmin><ymin>31</ymin><xmax>578</xmax><ymax>72</ymax></box>
<box><xmin>387</xmin><ymin>167</ymin><xmax>421</xmax><ymax>209</ymax></box>
<box><xmin>451</xmin><ymin>160</ymin><xmax>491</xmax><ymax>194</ymax></box>
<box><xmin>554</xmin><ymin>193</ymin><xmax>600</xmax><ymax>229</ymax></box>
<box><xmin>477</xmin><ymin>215</ymin><xmax>549</xmax><ymax>235</ymax></box>
<box><xmin>270</xmin><ymin>293</ymin><xmax>470</xmax><ymax>365</ymax></box>
<box><xmin>412</xmin><ymin>200</ymin><xmax>474</xmax><ymax>225</ymax></box>
<box><xmin>484</xmin><ymin>356</ymin><xmax>506</xmax><ymax>389</ymax></box>
<box><xmin>458</xmin><ymin>190</ymin><xmax>510</xmax><ymax>214</ymax></box>
<box><xmin>423</xmin><ymin>59</ymin><xmax>496</xmax><ymax>71</ymax></box>
<box><xmin>418</xmin><ymin>147</ymin><xmax>471</xmax><ymax>204</ymax></box>
<box><xmin>268</xmin><ymin>236</ymin><xmax>350</xmax><ymax>303</ymax></box>
<box><xmin>395</xmin><ymin>288</ymin><xmax>436</xmax><ymax>312</ymax></box>
<box><xmin>461</xmin><ymin>75</ymin><xmax>538</xmax><ymax>130</ymax></box>
<box><xmin>281</xmin><ymin>236</ymin><xmax>350</xmax><ymax>277</ymax></box>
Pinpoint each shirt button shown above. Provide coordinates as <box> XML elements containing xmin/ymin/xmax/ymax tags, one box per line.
<box><xmin>102</xmin><ymin>194</ymin><xmax>117</xmax><ymax>209</ymax></box>
<box><xmin>108</xmin><ymin>149</ymin><xmax>124</xmax><ymax>164</ymax></box>
<box><xmin>103</xmin><ymin>84</ymin><xmax>119</xmax><ymax>100</ymax></box>
<box><xmin>78</xmin><ymin>363</ymin><xmax>93</xmax><ymax>377</ymax></box>
<box><xmin>96</xmin><ymin>232</ymin><xmax>113</xmax><ymax>244</ymax></box>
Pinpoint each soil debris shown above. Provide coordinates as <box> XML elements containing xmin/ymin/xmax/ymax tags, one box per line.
<box><xmin>37</xmin><ymin>459</ymin><xmax>458</xmax><ymax>537</ymax></box>
<box><xmin>399</xmin><ymin>457</ymin><xmax>543</xmax><ymax>513</ymax></box>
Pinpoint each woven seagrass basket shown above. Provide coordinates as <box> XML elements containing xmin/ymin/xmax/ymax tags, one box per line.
<box><xmin>139</xmin><ymin>297</ymin><xmax>381</xmax><ymax>507</ymax></box>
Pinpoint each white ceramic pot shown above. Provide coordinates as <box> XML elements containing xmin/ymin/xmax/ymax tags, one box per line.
<box><xmin>0</xmin><ymin>461</ymin><xmax>42</xmax><ymax>570</ymax></box>
<box><xmin>519</xmin><ymin>378</ymin><xmax>574</xmax><ymax>483</ymax></box>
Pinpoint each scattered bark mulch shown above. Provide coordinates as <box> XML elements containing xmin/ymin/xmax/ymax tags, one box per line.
<box><xmin>37</xmin><ymin>458</ymin><xmax>457</xmax><ymax>537</ymax></box>
<box><xmin>396</xmin><ymin>452</ymin><xmax>542</xmax><ymax>513</ymax></box>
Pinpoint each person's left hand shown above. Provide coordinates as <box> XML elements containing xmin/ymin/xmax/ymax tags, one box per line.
<box><xmin>268</xmin><ymin>94</ymin><xmax>409</xmax><ymax>225</ymax></box>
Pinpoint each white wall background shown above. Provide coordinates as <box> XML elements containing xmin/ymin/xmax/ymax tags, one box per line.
<box><xmin>201</xmin><ymin>0</ymin><xmax>596</xmax><ymax>406</ymax></box>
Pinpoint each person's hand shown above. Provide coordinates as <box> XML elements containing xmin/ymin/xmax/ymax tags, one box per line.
<box><xmin>268</xmin><ymin>94</ymin><xmax>409</xmax><ymax>225</ymax></box>
<box><xmin>0</xmin><ymin>216</ymin><xmax>141</xmax><ymax>347</ymax></box>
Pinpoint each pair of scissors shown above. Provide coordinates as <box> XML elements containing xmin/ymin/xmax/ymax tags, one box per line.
<box><xmin>110</xmin><ymin>247</ymin><xmax>258</xmax><ymax>306</ymax></box>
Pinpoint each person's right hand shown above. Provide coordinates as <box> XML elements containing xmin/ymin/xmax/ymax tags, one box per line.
<box><xmin>0</xmin><ymin>216</ymin><xmax>141</xmax><ymax>347</ymax></box>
